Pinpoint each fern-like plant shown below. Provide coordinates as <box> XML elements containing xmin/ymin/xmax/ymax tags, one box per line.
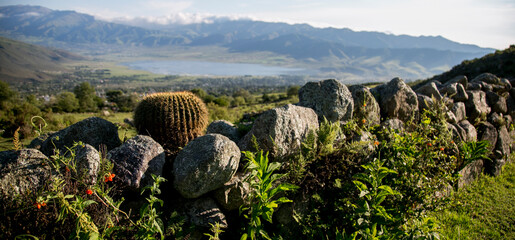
<box><xmin>133</xmin><ymin>91</ymin><xmax>208</xmax><ymax>153</ymax></box>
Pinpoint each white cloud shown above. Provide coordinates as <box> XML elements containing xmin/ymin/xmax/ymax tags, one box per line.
<box><xmin>16</xmin><ymin>12</ymin><xmax>42</xmax><ymax>17</ymax></box>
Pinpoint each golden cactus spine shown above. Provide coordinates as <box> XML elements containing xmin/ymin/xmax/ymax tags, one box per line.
<box><xmin>133</xmin><ymin>91</ymin><xmax>208</xmax><ymax>153</ymax></box>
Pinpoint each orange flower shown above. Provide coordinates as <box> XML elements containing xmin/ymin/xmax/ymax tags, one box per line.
<box><xmin>451</xmin><ymin>141</ymin><xmax>455</xmax><ymax>144</ymax></box>
<box><xmin>427</xmin><ymin>143</ymin><xmax>432</xmax><ymax>147</ymax></box>
<box><xmin>86</xmin><ymin>189</ymin><xmax>93</xmax><ymax>195</ymax></box>
<box><xmin>104</xmin><ymin>173</ymin><xmax>116</xmax><ymax>182</ymax></box>
<box><xmin>35</xmin><ymin>202</ymin><xmax>46</xmax><ymax>209</ymax></box>
<box><xmin>440</xmin><ymin>147</ymin><xmax>445</xmax><ymax>151</ymax></box>
<box><xmin>374</xmin><ymin>141</ymin><xmax>380</xmax><ymax>146</ymax></box>
<box><xmin>362</xmin><ymin>119</ymin><xmax>366</xmax><ymax>124</ymax></box>
<box><xmin>363</xmin><ymin>103</ymin><xmax>367</xmax><ymax>107</ymax></box>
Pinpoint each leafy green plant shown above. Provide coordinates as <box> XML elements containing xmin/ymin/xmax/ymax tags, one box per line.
<box><xmin>240</xmin><ymin>151</ymin><xmax>299</xmax><ymax>240</ymax></box>
<box><xmin>205</xmin><ymin>222</ymin><xmax>224</xmax><ymax>240</ymax></box>
<box><xmin>136</xmin><ymin>174</ymin><xmax>167</xmax><ymax>240</ymax></box>
<box><xmin>458</xmin><ymin>140</ymin><xmax>490</xmax><ymax>169</ymax></box>
<box><xmin>350</xmin><ymin>158</ymin><xmax>401</xmax><ymax>239</ymax></box>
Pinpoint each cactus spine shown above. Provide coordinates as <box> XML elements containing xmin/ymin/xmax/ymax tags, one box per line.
<box><xmin>134</xmin><ymin>91</ymin><xmax>208</xmax><ymax>153</ymax></box>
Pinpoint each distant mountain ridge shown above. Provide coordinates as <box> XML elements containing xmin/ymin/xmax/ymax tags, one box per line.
<box><xmin>0</xmin><ymin>5</ymin><xmax>497</xmax><ymax>81</ymax></box>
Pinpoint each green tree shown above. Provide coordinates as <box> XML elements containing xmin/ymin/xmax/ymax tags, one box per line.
<box><xmin>56</xmin><ymin>91</ymin><xmax>79</xmax><ymax>112</ymax></box>
<box><xmin>73</xmin><ymin>82</ymin><xmax>98</xmax><ymax>112</ymax></box>
<box><xmin>287</xmin><ymin>86</ymin><xmax>300</xmax><ymax>99</ymax></box>
<box><xmin>0</xmin><ymin>80</ymin><xmax>15</xmax><ymax>109</ymax></box>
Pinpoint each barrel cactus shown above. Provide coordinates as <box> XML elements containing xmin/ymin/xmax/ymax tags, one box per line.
<box><xmin>134</xmin><ymin>91</ymin><xmax>208</xmax><ymax>153</ymax></box>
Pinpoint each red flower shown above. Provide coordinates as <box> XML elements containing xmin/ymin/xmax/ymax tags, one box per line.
<box><xmin>363</xmin><ymin>103</ymin><xmax>367</xmax><ymax>107</ymax></box>
<box><xmin>427</xmin><ymin>143</ymin><xmax>432</xmax><ymax>147</ymax></box>
<box><xmin>104</xmin><ymin>173</ymin><xmax>115</xmax><ymax>182</ymax></box>
<box><xmin>35</xmin><ymin>202</ymin><xmax>46</xmax><ymax>209</ymax></box>
<box><xmin>65</xmin><ymin>167</ymin><xmax>70</xmax><ymax>172</ymax></box>
<box><xmin>86</xmin><ymin>189</ymin><xmax>93</xmax><ymax>195</ymax></box>
<box><xmin>440</xmin><ymin>147</ymin><xmax>445</xmax><ymax>151</ymax></box>
<box><xmin>374</xmin><ymin>141</ymin><xmax>380</xmax><ymax>146</ymax></box>
<box><xmin>362</xmin><ymin>119</ymin><xmax>366</xmax><ymax>124</ymax></box>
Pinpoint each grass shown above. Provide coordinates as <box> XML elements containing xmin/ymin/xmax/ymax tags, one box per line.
<box><xmin>432</xmin><ymin>156</ymin><xmax>515</xmax><ymax>239</ymax></box>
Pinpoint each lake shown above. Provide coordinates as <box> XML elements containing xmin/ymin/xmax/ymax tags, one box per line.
<box><xmin>122</xmin><ymin>60</ymin><xmax>312</xmax><ymax>76</ymax></box>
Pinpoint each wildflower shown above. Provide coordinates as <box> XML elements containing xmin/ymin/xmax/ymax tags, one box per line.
<box><xmin>86</xmin><ymin>189</ymin><xmax>93</xmax><ymax>195</ymax></box>
<box><xmin>363</xmin><ymin>103</ymin><xmax>367</xmax><ymax>107</ymax></box>
<box><xmin>440</xmin><ymin>147</ymin><xmax>445</xmax><ymax>151</ymax></box>
<box><xmin>65</xmin><ymin>167</ymin><xmax>70</xmax><ymax>172</ymax></box>
<box><xmin>427</xmin><ymin>143</ymin><xmax>432</xmax><ymax>147</ymax></box>
<box><xmin>104</xmin><ymin>173</ymin><xmax>115</xmax><ymax>182</ymax></box>
<box><xmin>35</xmin><ymin>201</ymin><xmax>46</xmax><ymax>209</ymax></box>
<box><xmin>362</xmin><ymin>119</ymin><xmax>366</xmax><ymax>124</ymax></box>
<box><xmin>374</xmin><ymin>141</ymin><xmax>380</xmax><ymax>146</ymax></box>
<box><xmin>451</xmin><ymin>140</ymin><xmax>455</xmax><ymax>144</ymax></box>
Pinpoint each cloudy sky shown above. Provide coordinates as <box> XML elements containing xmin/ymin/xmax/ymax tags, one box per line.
<box><xmin>1</xmin><ymin>0</ymin><xmax>514</xmax><ymax>49</ymax></box>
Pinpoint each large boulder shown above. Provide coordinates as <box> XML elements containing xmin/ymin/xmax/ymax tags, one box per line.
<box><xmin>372</xmin><ymin>77</ymin><xmax>418</xmax><ymax>122</ymax></box>
<box><xmin>486</xmin><ymin>126</ymin><xmax>512</xmax><ymax>176</ymax></box>
<box><xmin>206</xmin><ymin>120</ymin><xmax>240</xmax><ymax>142</ymax></box>
<box><xmin>451</xmin><ymin>102</ymin><xmax>467</xmax><ymax>123</ymax></box>
<box><xmin>444</xmin><ymin>75</ymin><xmax>468</xmax><ymax>89</ymax></box>
<box><xmin>184</xmin><ymin>197</ymin><xmax>228</xmax><ymax>228</ymax></box>
<box><xmin>465</xmin><ymin>91</ymin><xmax>491</xmax><ymax>123</ymax></box>
<box><xmin>380</xmin><ymin>118</ymin><xmax>405</xmax><ymax>132</ymax></box>
<box><xmin>458</xmin><ymin>160</ymin><xmax>484</xmax><ymax>189</ymax></box>
<box><xmin>486</xmin><ymin>91</ymin><xmax>507</xmax><ymax>114</ymax></box>
<box><xmin>173</xmin><ymin>134</ymin><xmax>240</xmax><ymax>199</ymax></box>
<box><xmin>298</xmin><ymin>79</ymin><xmax>354</xmax><ymax>122</ymax></box>
<box><xmin>74</xmin><ymin>144</ymin><xmax>100</xmax><ymax>184</ymax></box>
<box><xmin>0</xmin><ymin>149</ymin><xmax>51</xmax><ymax>202</ymax></box>
<box><xmin>39</xmin><ymin>117</ymin><xmax>121</xmax><ymax>157</ymax></box>
<box><xmin>213</xmin><ymin>172</ymin><xmax>250</xmax><ymax>211</ymax></box>
<box><xmin>416</xmin><ymin>82</ymin><xmax>442</xmax><ymax>100</ymax></box>
<box><xmin>458</xmin><ymin>120</ymin><xmax>477</xmax><ymax>142</ymax></box>
<box><xmin>349</xmin><ymin>85</ymin><xmax>381</xmax><ymax>126</ymax></box>
<box><xmin>476</xmin><ymin>122</ymin><xmax>498</xmax><ymax>152</ymax></box>
<box><xmin>239</xmin><ymin>104</ymin><xmax>319</xmax><ymax>160</ymax></box>
<box><xmin>107</xmin><ymin>135</ymin><xmax>165</xmax><ymax>191</ymax></box>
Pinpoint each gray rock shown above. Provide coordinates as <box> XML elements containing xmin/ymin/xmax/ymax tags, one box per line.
<box><xmin>380</xmin><ymin>118</ymin><xmax>405</xmax><ymax>132</ymax></box>
<box><xmin>446</xmin><ymin>111</ymin><xmax>458</xmax><ymax>124</ymax></box>
<box><xmin>458</xmin><ymin>120</ymin><xmax>477</xmax><ymax>142</ymax></box>
<box><xmin>439</xmin><ymin>83</ymin><xmax>457</xmax><ymax>97</ymax></box>
<box><xmin>452</xmin><ymin>123</ymin><xmax>467</xmax><ymax>142</ymax></box>
<box><xmin>372</xmin><ymin>77</ymin><xmax>418</xmax><ymax>122</ymax></box>
<box><xmin>0</xmin><ymin>149</ymin><xmax>51</xmax><ymax>201</ymax></box>
<box><xmin>174</xmin><ymin>134</ymin><xmax>240</xmax><ymax>199</ymax></box>
<box><xmin>207</xmin><ymin>120</ymin><xmax>240</xmax><ymax>142</ymax></box>
<box><xmin>468</xmin><ymin>82</ymin><xmax>482</xmax><ymax>91</ymax></box>
<box><xmin>185</xmin><ymin>197</ymin><xmax>228</xmax><ymax>228</ymax></box>
<box><xmin>482</xmin><ymin>82</ymin><xmax>494</xmax><ymax>92</ymax></box>
<box><xmin>471</xmin><ymin>73</ymin><xmax>502</xmax><ymax>85</ymax></box>
<box><xmin>416</xmin><ymin>82</ymin><xmax>442</xmax><ymax>100</ymax></box>
<box><xmin>500</xmin><ymin>78</ymin><xmax>512</xmax><ymax>92</ymax></box>
<box><xmin>488</xmin><ymin>112</ymin><xmax>506</xmax><ymax>127</ymax></box>
<box><xmin>40</xmin><ymin>117</ymin><xmax>121</xmax><ymax>157</ymax></box>
<box><xmin>444</xmin><ymin>75</ymin><xmax>468</xmax><ymax>89</ymax></box>
<box><xmin>298</xmin><ymin>79</ymin><xmax>354</xmax><ymax>122</ymax></box>
<box><xmin>213</xmin><ymin>172</ymin><xmax>250</xmax><ymax>211</ymax></box>
<box><xmin>239</xmin><ymin>104</ymin><xmax>319</xmax><ymax>160</ymax></box>
<box><xmin>486</xmin><ymin>126</ymin><xmax>511</xmax><ymax>176</ymax></box>
<box><xmin>465</xmin><ymin>91</ymin><xmax>491</xmax><ymax>123</ymax></box>
<box><xmin>447</xmin><ymin>123</ymin><xmax>463</xmax><ymax>143</ymax></box>
<box><xmin>349</xmin><ymin>85</ymin><xmax>381</xmax><ymax>126</ymax></box>
<box><xmin>451</xmin><ymin>102</ymin><xmax>467</xmax><ymax>122</ymax></box>
<box><xmin>108</xmin><ymin>135</ymin><xmax>165</xmax><ymax>190</ymax></box>
<box><xmin>486</xmin><ymin>91</ymin><xmax>507</xmax><ymax>114</ymax></box>
<box><xmin>417</xmin><ymin>94</ymin><xmax>434</xmax><ymax>111</ymax></box>
<box><xmin>476</xmin><ymin>122</ymin><xmax>498</xmax><ymax>152</ymax></box>
<box><xmin>458</xmin><ymin>160</ymin><xmax>484</xmax><ymax>189</ymax></box>
<box><xmin>74</xmin><ymin>144</ymin><xmax>100</xmax><ymax>184</ymax></box>
<box><xmin>454</xmin><ymin>83</ymin><xmax>469</xmax><ymax>102</ymax></box>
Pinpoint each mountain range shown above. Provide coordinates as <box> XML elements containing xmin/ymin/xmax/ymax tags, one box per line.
<box><xmin>0</xmin><ymin>5</ymin><xmax>497</xmax><ymax>81</ymax></box>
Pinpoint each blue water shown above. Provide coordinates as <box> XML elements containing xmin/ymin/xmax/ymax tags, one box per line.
<box><xmin>122</xmin><ymin>60</ymin><xmax>310</xmax><ymax>76</ymax></box>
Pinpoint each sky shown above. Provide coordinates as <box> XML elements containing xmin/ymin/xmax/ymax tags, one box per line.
<box><xmin>1</xmin><ymin>0</ymin><xmax>514</xmax><ymax>49</ymax></box>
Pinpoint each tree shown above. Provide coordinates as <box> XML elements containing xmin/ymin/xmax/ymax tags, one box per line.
<box><xmin>0</xmin><ymin>80</ymin><xmax>15</xmax><ymax>109</ymax></box>
<box><xmin>73</xmin><ymin>82</ymin><xmax>98</xmax><ymax>112</ymax></box>
<box><xmin>56</xmin><ymin>91</ymin><xmax>79</xmax><ymax>112</ymax></box>
<box><xmin>287</xmin><ymin>85</ymin><xmax>300</xmax><ymax>99</ymax></box>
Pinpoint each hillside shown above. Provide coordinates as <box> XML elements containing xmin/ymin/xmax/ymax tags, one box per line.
<box><xmin>0</xmin><ymin>36</ymin><xmax>84</xmax><ymax>83</ymax></box>
<box><xmin>428</xmin><ymin>45</ymin><xmax>515</xmax><ymax>83</ymax></box>
<box><xmin>0</xmin><ymin>5</ymin><xmax>496</xmax><ymax>81</ymax></box>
